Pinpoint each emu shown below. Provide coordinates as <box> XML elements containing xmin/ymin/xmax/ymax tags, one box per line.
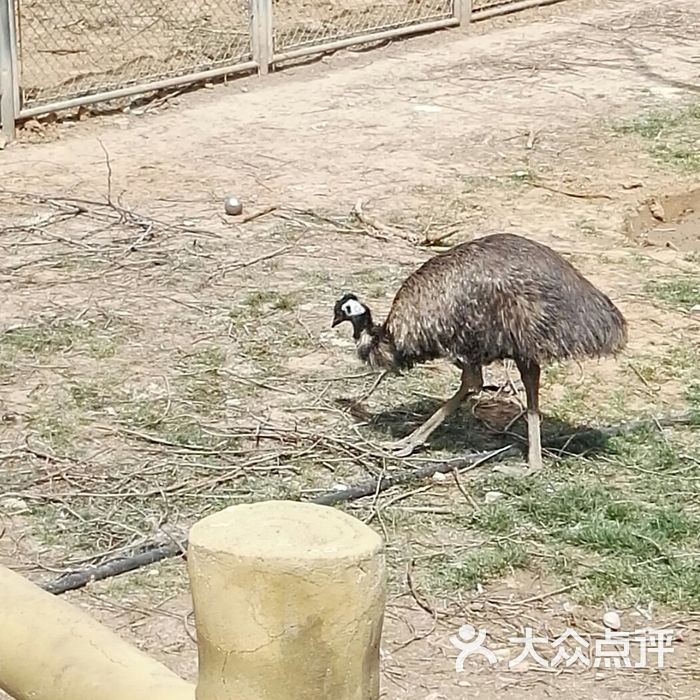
<box><xmin>331</xmin><ymin>232</ymin><xmax>627</xmax><ymax>470</ymax></box>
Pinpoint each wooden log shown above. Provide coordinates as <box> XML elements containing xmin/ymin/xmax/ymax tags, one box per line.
<box><xmin>0</xmin><ymin>564</ymin><xmax>194</xmax><ymax>700</ymax></box>
<box><xmin>187</xmin><ymin>500</ymin><xmax>386</xmax><ymax>700</ymax></box>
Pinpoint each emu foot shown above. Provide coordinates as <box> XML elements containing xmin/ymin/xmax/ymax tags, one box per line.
<box><xmin>492</xmin><ymin>462</ymin><xmax>528</xmax><ymax>478</ymax></box>
<box><xmin>380</xmin><ymin>436</ymin><xmax>425</xmax><ymax>458</ymax></box>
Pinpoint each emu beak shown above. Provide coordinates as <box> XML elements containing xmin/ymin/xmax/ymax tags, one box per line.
<box><xmin>331</xmin><ymin>312</ymin><xmax>344</xmax><ymax>328</ymax></box>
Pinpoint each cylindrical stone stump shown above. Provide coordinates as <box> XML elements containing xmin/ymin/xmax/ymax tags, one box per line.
<box><xmin>187</xmin><ymin>500</ymin><xmax>386</xmax><ymax>700</ymax></box>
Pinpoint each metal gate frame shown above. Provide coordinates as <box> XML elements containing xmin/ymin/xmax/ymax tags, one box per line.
<box><xmin>0</xmin><ymin>0</ymin><xmax>19</xmax><ymax>142</ymax></box>
<box><xmin>1</xmin><ymin>0</ymin><xmax>565</xmax><ymax>143</ymax></box>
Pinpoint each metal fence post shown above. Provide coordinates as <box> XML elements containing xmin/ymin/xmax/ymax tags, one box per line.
<box><xmin>456</xmin><ymin>0</ymin><xmax>472</xmax><ymax>27</ymax></box>
<box><xmin>251</xmin><ymin>0</ymin><xmax>273</xmax><ymax>75</ymax></box>
<box><xmin>0</xmin><ymin>0</ymin><xmax>19</xmax><ymax>142</ymax></box>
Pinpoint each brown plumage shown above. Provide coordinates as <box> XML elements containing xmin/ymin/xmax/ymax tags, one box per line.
<box><xmin>331</xmin><ymin>232</ymin><xmax>627</xmax><ymax>469</ymax></box>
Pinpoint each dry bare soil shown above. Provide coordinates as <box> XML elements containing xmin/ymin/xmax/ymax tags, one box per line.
<box><xmin>1</xmin><ymin>0</ymin><xmax>700</xmax><ymax>697</ymax></box>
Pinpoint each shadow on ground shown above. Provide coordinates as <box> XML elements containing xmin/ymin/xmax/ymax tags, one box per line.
<box><xmin>340</xmin><ymin>393</ymin><xmax>621</xmax><ymax>462</ymax></box>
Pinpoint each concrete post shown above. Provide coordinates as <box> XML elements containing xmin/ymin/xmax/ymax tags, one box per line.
<box><xmin>0</xmin><ymin>564</ymin><xmax>194</xmax><ymax>700</ymax></box>
<box><xmin>187</xmin><ymin>500</ymin><xmax>386</xmax><ymax>700</ymax></box>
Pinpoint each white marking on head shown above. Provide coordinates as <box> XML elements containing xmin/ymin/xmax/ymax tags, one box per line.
<box><xmin>342</xmin><ymin>299</ymin><xmax>366</xmax><ymax>317</ymax></box>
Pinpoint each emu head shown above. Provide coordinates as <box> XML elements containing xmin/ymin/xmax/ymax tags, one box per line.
<box><xmin>331</xmin><ymin>293</ymin><xmax>372</xmax><ymax>339</ymax></box>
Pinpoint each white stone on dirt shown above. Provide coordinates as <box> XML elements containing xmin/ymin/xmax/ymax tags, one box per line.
<box><xmin>0</xmin><ymin>497</ymin><xmax>29</xmax><ymax>514</ymax></box>
<box><xmin>224</xmin><ymin>195</ymin><xmax>243</xmax><ymax>216</ymax></box>
<box><xmin>603</xmin><ymin>611</ymin><xmax>621</xmax><ymax>630</ymax></box>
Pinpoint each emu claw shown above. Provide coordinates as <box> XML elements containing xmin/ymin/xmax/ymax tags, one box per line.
<box><xmin>380</xmin><ymin>438</ymin><xmax>423</xmax><ymax>458</ymax></box>
<box><xmin>392</xmin><ymin>442</ymin><xmax>418</xmax><ymax>458</ymax></box>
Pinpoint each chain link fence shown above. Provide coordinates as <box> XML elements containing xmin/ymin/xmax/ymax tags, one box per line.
<box><xmin>1</xmin><ymin>0</ymin><xmax>567</xmax><ymax>139</ymax></box>
<box><xmin>272</xmin><ymin>0</ymin><xmax>455</xmax><ymax>56</ymax></box>
<box><xmin>16</xmin><ymin>0</ymin><xmax>253</xmax><ymax>110</ymax></box>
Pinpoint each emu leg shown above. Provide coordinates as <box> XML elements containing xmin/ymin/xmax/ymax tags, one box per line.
<box><xmin>516</xmin><ymin>359</ymin><xmax>543</xmax><ymax>471</ymax></box>
<box><xmin>385</xmin><ymin>365</ymin><xmax>484</xmax><ymax>457</ymax></box>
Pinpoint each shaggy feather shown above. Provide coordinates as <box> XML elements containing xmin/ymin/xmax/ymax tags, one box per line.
<box><xmin>333</xmin><ymin>233</ymin><xmax>627</xmax><ymax>373</ymax></box>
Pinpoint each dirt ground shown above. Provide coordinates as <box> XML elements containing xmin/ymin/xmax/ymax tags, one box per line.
<box><xmin>1</xmin><ymin>0</ymin><xmax>700</xmax><ymax>697</ymax></box>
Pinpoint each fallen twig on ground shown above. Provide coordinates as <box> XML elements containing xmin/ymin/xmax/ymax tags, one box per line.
<box><xmin>528</xmin><ymin>178</ymin><xmax>614</xmax><ymax>200</ymax></box>
<box><xmin>40</xmin><ymin>445</ymin><xmax>515</xmax><ymax>595</ymax></box>
<box><xmin>37</xmin><ymin>410</ymin><xmax>696</xmax><ymax>595</ymax></box>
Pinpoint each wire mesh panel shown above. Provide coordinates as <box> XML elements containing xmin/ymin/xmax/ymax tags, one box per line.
<box><xmin>272</xmin><ymin>0</ymin><xmax>455</xmax><ymax>55</ymax></box>
<box><xmin>15</xmin><ymin>0</ymin><xmax>253</xmax><ymax>111</ymax></box>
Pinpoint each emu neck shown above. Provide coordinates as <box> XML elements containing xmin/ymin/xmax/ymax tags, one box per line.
<box><xmin>352</xmin><ymin>315</ymin><xmax>397</xmax><ymax>371</ymax></box>
<box><xmin>350</xmin><ymin>309</ymin><xmax>374</xmax><ymax>341</ymax></box>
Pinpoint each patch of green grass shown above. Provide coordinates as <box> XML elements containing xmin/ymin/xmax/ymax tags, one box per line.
<box><xmin>158</xmin><ymin>417</ymin><xmax>218</xmax><ymax>447</ymax></box>
<box><xmin>117</xmin><ymin>397</ymin><xmax>224</xmax><ymax>448</ymax></box>
<box><xmin>239</xmin><ymin>289</ymin><xmax>299</xmax><ymax>313</ymax></box>
<box><xmin>174</xmin><ymin>345</ymin><xmax>228</xmax><ymax>414</ymax></box>
<box><xmin>541</xmin><ymin>361</ymin><xmax>571</xmax><ymax>385</ymax></box>
<box><xmin>629</xmin><ymin>359</ymin><xmax>661</xmax><ymax>384</ymax></box>
<box><xmin>424</xmin><ymin>420</ymin><xmax>700</xmax><ymax>608</ymax></box>
<box><xmin>0</xmin><ymin>358</ymin><xmax>18</xmax><ymax>383</ymax></box>
<box><xmin>227</xmin><ymin>289</ymin><xmax>314</xmax><ymax>368</ymax></box>
<box><xmin>346</xmin><ymin>267</ymin><xmax>400</xmax><ymax>298</ymax></box>
<box><xmin>686</xmin><ymin>382</ymin><xmax>700</xmax><ymax>416</ymax></box>
<box><xmin>226</xmin><ymin>291</ymin><xmax>316</xmax><ymax>373</ymax></box>
<box><xmin>646</xmin><ymin>276</ymin><xmax>700</xmax><ymax>310</ymax></box>
<box><xmin>661</xmin><ymin>345</ymin><xmax>699</xmax><ymax>373</ymax></box>
<box><xmin>0</xmin><ymin>316</ymin><xmax>123</xmax><ymax>360</ymax></box>
<box><xmin>29</xmin><ymin>411</ymin><xmax>80</xmax><ymax>451</ymax></box>
<box><xmin>614</xmin><ymin>104</ymin><xmax>700</xmax><ymax>171</ymax></box>
<box><xmin>428</xmin><ymin>543</ymin><xmax>530</xmax><ymax>591</ymax></box>
<box><xmin>96</xmin><ymin>558</ymin><xmax>190</xmax><ymax>598</ymax></box>
<box><xmin>468</xmin><ymin>501</ymin><xmax>518</xmax><ymax>535</ymax></box>
<box><xmin>26</xmin><ymin>379</ymin><xmax>120</xmax><ymax>452</ymax></box>
<box><xmin>118</xmin><ymin>397</ymin><xmax>168</xmax><ymax>428</ymax></box>
<box><xmin>564</xmin><ymin>505</ymin><xmax>691</xmax><ymax>556</ymax></box>
<box><xmin>232</xmin><ymin>321</ymin><xmax>313</xmax><ymax>371</ymax></box>
<box><xmin>68</xmin><ymin>380</ymin><xmax>116</xmax><ymax>411</ymax></box>
<box><xmin>582</xmin><ymin>558</ymin><xmax>700</xmax><ymax>610</ymax></box>
<box><xmin>628</xmin><ymin>345</ymin><xmax>700</xmax><ymax>391</ymax></box>
<box><xmin>302</xmin><ymin>269</ymin><xmax>333</xmax><ymax>287</ymax></box>
<box><xmin>547</xmin><ymin>385</ymin><xmax>592</xmax><ymax>423</ymax></box>
<box><xmin>508</xmin><ymin>169</ymin><xmax>530</xmax><ymax>183</ymax></box>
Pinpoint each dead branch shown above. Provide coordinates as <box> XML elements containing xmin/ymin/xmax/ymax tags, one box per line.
<box><xmin>40</xmin><ymin>540</ymin><xmax>184</xmax><ymax>595</ymax></box>
<box><xmin>36</xmin><ymin>410</ymin><xmax>696</xmax><ymax>595</ymax></box>
<box><xmin>39</xmin><ymin>445</ymin><xmax>515</xmax><ymax>595</ymax></box>
<box><xmin>529</xmin><ymin>179</ymin><xmax>614</xmax><ymax>201</ymax></box>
